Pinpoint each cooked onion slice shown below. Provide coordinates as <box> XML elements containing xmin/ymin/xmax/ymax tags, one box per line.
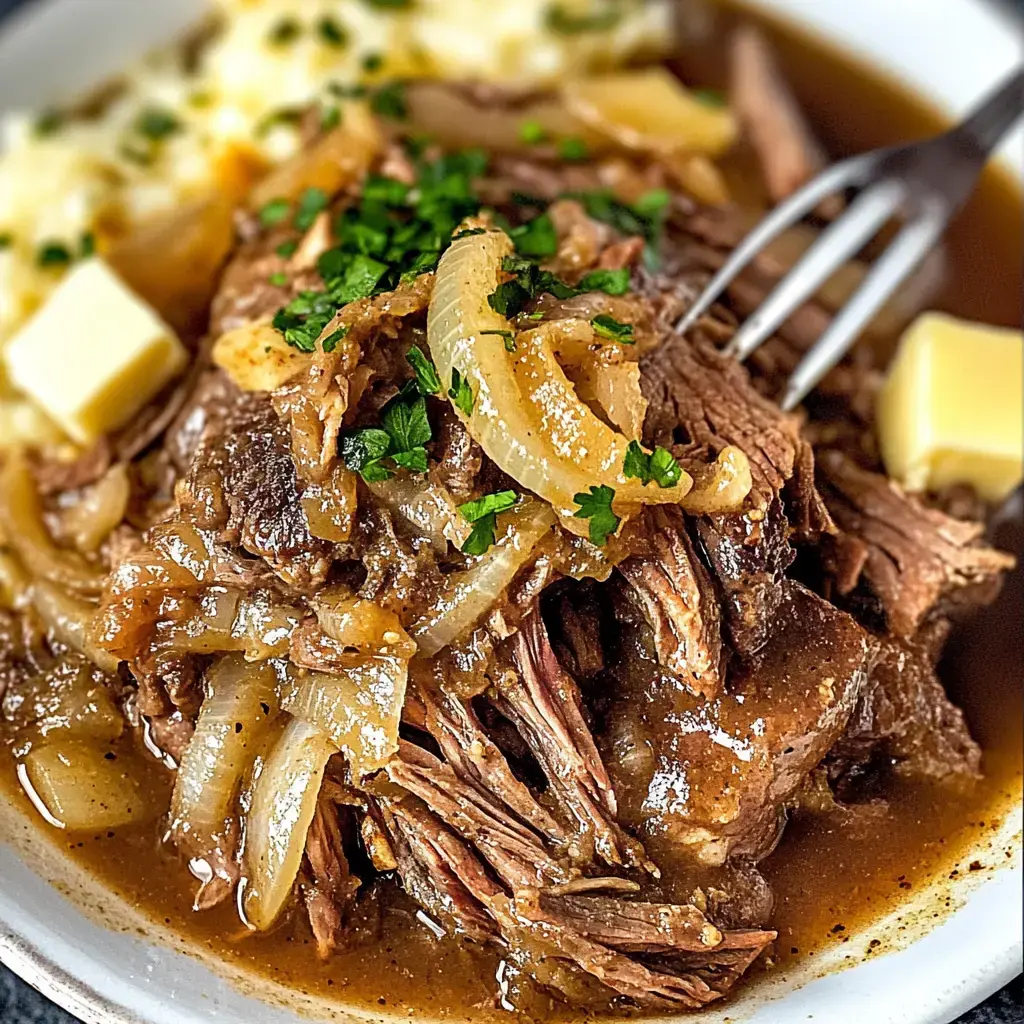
<box><xmin>58</xmin><ymin>463</ymin><xmax>130</xmax><ymax>555</ymax></box>
<box><xmin>28</xmin><ymin>580</ymin><xmax>120</xmax><ymax>674</ymax></box>
<box><xmin>409</xmin><ymin>500</ymin><xmax>555</xmax><ymax>656</ymax></box>
<box><xmin>683</xmin><ymin>446</ymin><xmax>753</xmax><ymax>515</ymax></box>
<box><xmin>427</xmin><ymin>228</ymin><xmax>693</xmax><ymax>531</ymax></box>
<box><xmin>0</xmin><ymin>453</ymin><xmax>103</xmax><ymax>596</ymax></box>
<box><xmin>281</xmin><ymin>657</ymin><xmax>407</xmax><ymax>778</ymax></box>
<box><xmin>171</xmin><ymin>655</ymin><xmax>282</xmax><ymax>864</ymax></box>
<box><xmin>366</xmin><ymin>476</ymin><xmax>471</xmax><ymax>553</ymax></box>
<box><xmin>243</xmin><ymin>717</ymin><xmax>337</xmax><ymax>931</ymax></box>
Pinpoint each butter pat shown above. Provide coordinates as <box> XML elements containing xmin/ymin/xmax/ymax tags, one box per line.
<box><xmin>877</xmin><ymin>312</ymin><xmax>1023</xmax><ymax>501</ymax></box>
<box><xmin>4</xmin><ymin>258</ymin><xmax>187</xmax><ymax>444</ymax></box>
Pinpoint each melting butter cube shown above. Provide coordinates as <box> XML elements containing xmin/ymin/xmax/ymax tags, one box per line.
<box><xmin>4</xmin><ymin>258</ymin><xmax>187</xmax><ymax>444</ymax></box>
<box><xmin>877</xmin><ymin>312</ymin><xmax>1023</xmax><ymax>501</ymax></box>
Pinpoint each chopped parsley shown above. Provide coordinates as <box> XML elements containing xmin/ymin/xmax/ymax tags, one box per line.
<box><xmin>591</xmin><ymin>313</ymin><xmax>634</xmax><ymax>343</ymax></box>
<box><xmin>449</xmin><ymin>368</ymin><xmax>474</xmax><ymax>416</ymax></box>
<box><xmin>557</xmin><ymin>137</ymin><xmax>589</xmax><ymax>162</ymax></box>
<box><xmin>276</xmin><ymin>239</ymin><xmax>299</xmax><ymax>259</ymax></box>
<box><xmin>255</xmin><ymin>107</ymin><xmax>304</xmax><ymax>138</ymax></box>
<box><xmin>459</xmin><ymin>490</ymin><xmax>518</xmax><ymax>555</ymax></box>
<box><xmin>622</xmin><ymin>441</ymin><xmax>682</xmax><ymax>488</ymax></box>
<box><xmin>317</xmin><ymin>15</ymin><xmax>348</xmax><ymax>46</ymax></box>
<box><xmin>573</xmin><ymin>485</ymin><xmax>621</xmax><ymax>546</ymax></box>
<box><xmin>0</xmin><ymin>233</ymin><xmax>12</xmax><ymax>250</ymax></box>
<box><xmin>519</xmin><ymin>119</ymin><xmax>547</xmax><ymax>145</ymax></box>
<box><xmin>33</xmin><ymin>109</ymin><xmax>64</xmax><ymax>138</ymax></box>
<box><xmin>577</xmin><ymin>267</ymin><xmax>630</xmax><ymax>295</ymax></box>
<box><xmin>267</xmin><ymin>16</ymin><xmax>302</xmax><ymax>46</ymax></box>
<box><xmin>406</xmin><ymin>346</ymin><xmax>442</xmax><ymax>395</ymax></box>
<box><xmin>135</xmin><ymin>106</ymin><xmax>181</xmax><ymax>142</ymax></box>
<box><xmin>294</xmin><ymin>187</ymin><xmax>329</xmax><ymax>231</ymax></box>
<box><xmin>544</xmin><ymin>2</ymin><xmax>622</xmax><ymax>34</ymax></box>
<box><xmin>321</xmin><ymin>325</ymin><xmax>349</xmax><ymax>353</ymax></box>
<box><xmin>371</xmin><ymin>81</ymin><xmax>408</xmax><ymax>120</ymax></box>
<box><xmin>268</xmin><ymin>271</ymin><xmax>288</xmax><ymax>287</ymax></box>
<box><xmin>488</xmin><ymin>255</ymin><xmax>628</xmax><ymax>318</ymax></box>
<box><xmin>320</xmin><ymin>104</ymin><xmax>342</xmax><ymax>132</ymax></box>
<box><xmin>510</xmin><ymin>213</ymin><xmax>557</xmax><ymax>258</ymax></box>
<box><xmin>362</xmin><ymin>52</ymin><xmax>385</xmax><ymax>73</ymax></box>
<box><xmin>271</xmin><ymin>148</ymin><xmax>486</xmax><ymax>351</ymax></box>
<box><xmin>36</xmin><ymin>242</ymin><xmax>72</xmax><ymax>268</ymax></box>
<box><xmin>569</xmin><ymin>188</ymin><xmax>670</xmax><ymax>269</ymax></box>
<box><xmin>259</xmin><ymin>198</ymin><xmax>292</xmax><ymax>227</ymax></box>
<box><xmin>79</xmin><ymin>231</ymin><xmax>96</xmax><ymax>258</ymax></box>
<box><xmin>340</xmin><ymin>387</ymin><xmax>433</xmax><ymax>481</ymax></box>
<box><xmin>481</xmin><ymin>329</ymin><xmax>516</xmax><ymax>352</ymax></box>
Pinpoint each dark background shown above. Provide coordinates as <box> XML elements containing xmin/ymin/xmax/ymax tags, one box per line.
<box><xmin>0</xmin><ymin>0</ymin><xmax>1020</xmax><ymax>1021</ymax></box>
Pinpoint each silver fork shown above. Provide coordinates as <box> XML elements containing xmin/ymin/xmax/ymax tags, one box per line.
<box><xmin>677</xmin><ymin>66</ymin><xmax>1024</xmax><ymax>411</ymax></box>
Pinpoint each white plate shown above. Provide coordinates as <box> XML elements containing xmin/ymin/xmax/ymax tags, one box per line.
<box><xmin>0</xmin><ymin>2</ymin><xmax>1020</xmax><ymax>1023</ymax></box>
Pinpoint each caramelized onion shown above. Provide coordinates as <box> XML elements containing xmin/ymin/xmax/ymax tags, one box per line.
<box><xmin>281</xmin><ymin>656</ymin><xmax>408</xmax><ymax>778</ymax></box>
<box><xmin>681</xmin><ymin>446</ymin><xmax>753</xmax><ymax>515</ymax></box>
<box><xmin>59</xmin><ymin>463</ymin><xmax>130</xmax><ymax>555</ymax></box>
<box><xmin>243</xmin><ymin>717</ymin><xmax>337</xmax><ymax>931</ymax></box>
<box><xmin>427</xmin><ymin>227</ymin><xmax>693</xmax><ymax>532</ymax></box>
<box><xmin>28</xmin><ymin>580</ymin><xmax>120</xmax><ymax>674</ymax></box>
<box><xmin>0</xmin><ymin>453</ymin><xmax>104</xmax><ymax>596</ymax></box>
<box><xmin>171</xmin><ymin>655</ymin><xmax>282</xmax><ymax>876</ymax></box>
<box><xmin>409</xmin><ymin>501</ymin><xmax>556</xmax><ymax>657</ymax></box>
<box><xmin>366</xmin><ymin>476</ymin><xmax>471</xmax><ymax>553</ymax></box>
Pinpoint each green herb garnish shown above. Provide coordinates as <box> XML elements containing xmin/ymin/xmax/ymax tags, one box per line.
<box><xmin>568</xmin><ymin>188</ymin><xmax>669</xmax><ymax>270</ymax></box>
<box><xmin>259</xmin><ymin>198</ymin><xmax>292</xmax><ymax>227</ymax></box>
<box><xmin>79</xmin><ymin>231</ymin><xmax>96</xmax><ymax>258</ymax></box>
<box><xmin>591</xmin><ymin>313</ymin><xmax>634</xmax><ymax>343</ymax></box>
<box><xmin>320</xmin><ymin>104</ymin><xmax>342</xmax><ymax>132</ymax></box>
<box><xmin>276</xmin><ymin>240</ymin><xmax>299</xmax><ymax>259</ymax></box>
<box><xmin>406</xmin><ymin>346</ymin><xmax>442</xmax><ymax>395</ymax></box>
<box><xmin>322</xmin><ymin>325</ymin><xmax>349</xmax><ymax>353</ymax></box>
<box><xmin>693</xmin><ymin>88</ymin><xmax>726</xmax><ymax>108</ymax></box>
<box><xmin>545</xmin><ymin>2</ymin><xmax>622</xmax><ymax>33</ymax></box>
<box><xmin>340</xmin><ymin>427</ymin><xmax>393</xmax><ymax>479</ymax></box>
<box><xmin>519</xmin><ymin>119</ymin><xmax>547</xmax><ymax>145</ymax></box>
<box><xmin>0</xmin><ymin>233</ymin><xmax>12</xmax><ymax>250</ymax></box>
<box><xmin>622</xmin><ymin>440</ymin><xmax>682</xmax><ymax>488</ymax></box>
<box><xmin>255</xmin><ymin>107</ymin><xmax>304</xmax><ymax>137</ymax></box>
<box><xmin>340</xmin><ymin>386</ymin><xmax>433</xmax><ymax>481</ymax></box>
<box><xmin>362</xmin><ymin>52</ymin><xmax>385</xmax><ymax>73</ymax></box>
<box><xmin>449</xmin><ymin>368</ymin><xmax>474</xmax><ymax>416</ymax></box>
<box><xmin>577</xmin><ymin>267</ymin><xmax>630</xmax><ymax>295</ymax></box>
<box><xmin>268</xmin><ymin>272</ymin><xmax>288</xmax><ymax>287</ymax></box>
<box><xmin>268</xmin><ymin>16</ymin><xmax>301</xmax><ymax>45</ymax></box>
<box><xmin>371</xmin><ymin>81</ymin><xmax>408</xmax><ymax>120</ymax></box>
<box><xmin>294</xmin><ymin>187</ymin><xmax>329</xmax><ymax>231</ymax></box>
<box><xmin>317</xmin><ymin>16</ymin><xmax>348</xmax><ymax>47</ymax></box>
<box><xmin>572</xmin><ymin>485</ymin><xmax>621</xmax><ymax>546</ymax></box>
<box><xmin>510</xmin><ymin>213</ymin><xmax>557</xmax><ymax>258</ymax></box>
<box><xmin>481</xmin><ymin>329</ymin><xmax>517</xmax><ymax>352</ymax></box>
<box><xmin>36</xmin><ymin>242</ymin><xmax>72</xmax><ymax>268</ymax></box>
<box><xmin>33</xmin><ymin>109</ymin><xmax>64</xmax><ymax>138</ymax></box>
<box><xmin>558</xmin><ymin>137</ymin><xmax>589</xmax><ymax>162</ymax></box>
<box><xmin>135</xmin><ymin>106</ymin><xmax>181</xmax><ymax>142</ymax></box>
<box><xmin>459</xmin><ymin>490</ymin><xmax>518</xmax><ymax>555</ymax></box>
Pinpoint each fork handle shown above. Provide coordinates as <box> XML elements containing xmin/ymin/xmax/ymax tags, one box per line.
<box><xmin>957</xmin><ymin>66</ymin><xmax>1024</xmax><ymax>154</ymax></box>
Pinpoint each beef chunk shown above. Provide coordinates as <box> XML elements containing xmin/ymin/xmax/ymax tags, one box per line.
<box><xmin>429</xmin><ymin>409</ymin><xmax>483</xmax><ymax>500</ymax></box>
<box><xmin>831</xmin><ymin>627</ymin><xmax>981</xmax><ymax>786</ymax></box>
<box><xmin>602</xmin><ymin>583</ymin><xmax>874</xmax><ymax>865</ymax></box>
<box><xmin>302</xmin><ymin>781</ymin><xmax>362</xmax><ymax>958</ymax></box>
<box><xmin>496</xmin><ymin>612</ymin><xmax>652</xmax><ymax>872</ymax></box>
<box><xmin>641</xmin><ymin>331</ymin><xmax>831</xmax><ymax>656</ymax></box>
<box><xmin>182</xmin><ymin>392</ymin><xmax>332</xmax><ymax>590</ymax></box>
<box><xmin>819</xmin><ymin>451</ymin><xmax>1014</xmax><ymax>636</ymax></box>
<box><xmin>730</xmin><ymin>26</ymin><xmax>840</xmax><ymax>217</ymax></box>
<box><xmin>618</xmin><ymin>507</ymin><xmax>723</xmax><ymax>697</ymax></box>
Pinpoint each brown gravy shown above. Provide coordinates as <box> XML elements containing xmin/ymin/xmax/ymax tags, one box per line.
<box><xmin>1</xmin><ymin>3</ymin><xmax>1021</xmax><ymax>1020</ymax></box>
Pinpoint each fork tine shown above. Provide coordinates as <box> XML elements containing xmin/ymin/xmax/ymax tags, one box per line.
<box><xmin>675</xmin><ymin>152</ymin><xmax>877</xmax><ymax>336</ymax></box>
<box><xmin>724</xmin><ymin>180</ymin><xmax>904</xmax><ymax>362</ymax></box>
<box><xmin>779</xmin><ymin>207</ymin><xmax>948</xmax><ymax>411</ymax></box>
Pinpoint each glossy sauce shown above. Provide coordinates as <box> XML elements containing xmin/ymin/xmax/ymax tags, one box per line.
<box><xmin>1</xmin><ymin>3</ymin><xmax>1021</xmax><ymax>1020</ymax></box>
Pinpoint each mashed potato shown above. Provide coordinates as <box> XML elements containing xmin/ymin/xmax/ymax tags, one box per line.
<box><xmin>0</xmin><ymin>0</ymin><xmax>671</xmax><ymax>446</ymax></box>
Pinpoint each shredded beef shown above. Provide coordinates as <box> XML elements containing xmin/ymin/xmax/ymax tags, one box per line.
<box><xmin>618</xmin><ymin>507</ymin><xmax>723</xmax><ymax>698</ymax></box>
<box><xmin>819</xmin><ymin>451</ymin><xmax>1014</xmax><ymax>637</ymax></box>
<box><xmin>831</xmin><ymin>626</ymin><xmax>981</xmax><ymax>786</ymax></box>
<box><xmin>604</xmin><ymin>582</ymin><xmax>874</xmax><ymax>865</ymax></box>
<box><xmin>181</xmin><ymin>392</ymin><xmax>332</xmax><ymax>590</ymax></box>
